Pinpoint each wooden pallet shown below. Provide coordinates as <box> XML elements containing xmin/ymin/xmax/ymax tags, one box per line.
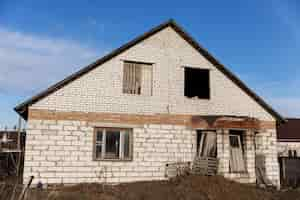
<box><xmin>192</xmin><ymin>157</ymin><xmax>218</xmax><ymax>176</ymax></box>
<box><xmin>165</xmin><ymin>162</ymin><xmax>191</xmax><ymax>178</ymax></box>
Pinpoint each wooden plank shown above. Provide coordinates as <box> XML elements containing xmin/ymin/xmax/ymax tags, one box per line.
<box><xmin>192</xmin><ymin>156</ymin><xmax>218</xmax><ymax>176</ymax></box>
<box><xmin>194</xmin><ymin>161</ymin><xmax>217</xmax><ymax>164</ymax></box>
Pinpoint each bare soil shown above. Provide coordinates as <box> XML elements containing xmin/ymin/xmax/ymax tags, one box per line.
<box><xmin>8</xmin><ymin>175</ymin><xmax>300</xmax><ymax>200</ymax></box>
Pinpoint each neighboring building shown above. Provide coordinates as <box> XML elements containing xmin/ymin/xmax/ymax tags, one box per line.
<box><xmin>15</xmin><ymin>20</ymin><xmax>284</xmax><ymax>186</ymax></box>
<box><xmin>277</xmin><ymin>118</ymin><xmax>300</xmax><ymax>156</ymax></box>
<box><xmin>277</xmin><ymin>118</ymin><xmax>300</xmax><ymax>187</ymax></box>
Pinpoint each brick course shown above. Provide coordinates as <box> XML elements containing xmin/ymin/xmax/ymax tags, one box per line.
<box><xmin>28</xmin><ymin>109</ymin><xmax>276</xmax><ymax>130</ymax></box>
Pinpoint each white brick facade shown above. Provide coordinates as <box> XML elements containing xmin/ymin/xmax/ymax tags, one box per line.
<box><xmin>24</xmin><ymin>119</ymin><xmax>279</xmax><ymax>187</ymax></box>
<box><xmin>255</xmin><ymin>130</ymin><xmax>281</xmax><ymax>186</ymax></box>
<box><xmin>24</xmin><ymin>120</ymin><xmax>196</xmax><ymax>184</ymax></box>
<box><xmin>22</xmin><ymin>25</ymin><xmax>281</xmax><ymax>186</ymax></box>
<box><xmin>31</xmin><ymin>27</ymin><xmax>273</xmax><ymax>121</ymax></box>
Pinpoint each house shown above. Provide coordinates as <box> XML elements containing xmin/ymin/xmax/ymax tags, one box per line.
<box><xmin>277</xmin><ymin>118</ymin><xmax>300</xmax><ymax>186</ymax></box>
<box><xmin>15</xmin><ymin>19</ymin><xmax>284</xmax><ymax>186</ymax></box>
<box><xmin>278</xmin><ymin>118</ymin><xmax>300</xmax><ymax>156</ymax></box>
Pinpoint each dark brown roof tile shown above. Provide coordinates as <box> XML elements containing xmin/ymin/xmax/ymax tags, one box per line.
<box><xmin>278</xmin><ymin>118</ymin><xmax>300</xmax><ymax>141</ymax></box>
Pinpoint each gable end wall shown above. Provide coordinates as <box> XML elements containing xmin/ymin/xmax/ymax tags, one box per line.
<box><xmin>31</xmin><ymin>27</ymin><xmax>275</xmax><ymax>122</ymax></box>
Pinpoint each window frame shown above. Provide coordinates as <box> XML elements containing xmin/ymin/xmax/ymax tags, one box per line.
<box><xmin>122</xmin><ymin>60</ymin><xmax>153</xmax><ymax>96</ymax></box>
<box><xmin>196</xmin><ymin>130</ymin><xmax>217</xmax><ymax>158</ymax></box>
<box><xmin>93</xmin><ymin>127</ymin><xmax>133</xmax><ymax>161</ymax></box>
<box><xmin>229</xmin><ymin>132</ymin><xmax>247</xmax><ymax>173</ymax></box>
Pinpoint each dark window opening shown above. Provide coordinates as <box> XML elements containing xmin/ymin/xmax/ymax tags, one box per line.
<box><xmin>184</xmin><ymin>67</ymin><xmax>210</xmax><ymax>99</ymax></box>
<box><xmin>105</xmin><ymin>130</ymin><xmax>120</xmax><ymax>159</ymax></box>
<box><xmin>229</xmin><ymin>135</ymin><xmax>240</xmax><ymax>148</ymax></box>
<box><xmin>196</xmin><ymin>130</ymin><xmax>217</xmax><ymax>158</ymax></box>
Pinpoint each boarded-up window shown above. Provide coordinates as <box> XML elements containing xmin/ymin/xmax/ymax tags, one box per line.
<box><xmin>123</xmin><ymin>61</ymin><xmax>153</xmax><ymax>96</ymax></box>
<box><xmin>197</xmin><ymin>131</ymin><xmax>217</xmax><ymax>158</ymax></box>
<box><xmin>94</xmin><ymin>128</ymin><xmax>132</xmax><ymax>160</ymax></box>
<box><xmin>229</xmin><ymin>132</ymin><xmax>246</xmax><ymax>173</ymax></box>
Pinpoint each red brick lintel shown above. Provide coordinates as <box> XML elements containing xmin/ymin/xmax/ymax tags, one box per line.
<box><xmin>28</xmin><ymin>109</ymin><xmax>276</xmax><ymax>130</ymax></box>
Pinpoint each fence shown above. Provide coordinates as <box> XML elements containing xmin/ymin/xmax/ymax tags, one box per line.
<box><xmin>280</xmin><ymin>157</ymin><xmax>300</xmax><ymax>188</ymax></box>
<box><xmin>0</xmin><ymin>176</ymin><xmax>33</xmax><ymax>200</ymax></box>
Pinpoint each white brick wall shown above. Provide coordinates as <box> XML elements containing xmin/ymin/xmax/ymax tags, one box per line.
<box><xmin>24</xmin><ymin>119</ymin><xmax>280</xmax><ymax>187</ymax></box>
<box><xmin>24</xmin><ymin>120</ymin><xmax>196</xmax><ymax>185</ymax></box>
<box><xmin>31</xmin><ymin>27</ymin><xmax>274</xmax><ymax>121</ymax></box>
<box><xmin>255</xmin><ymin>130</ymin><xmax>280</xmax><ymax>186</ymax></box>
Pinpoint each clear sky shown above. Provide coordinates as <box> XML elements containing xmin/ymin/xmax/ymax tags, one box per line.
<box><xmin>0</xmin><ymin>0</ymin><xmax>299</xmax><ymax>127</ymax></box>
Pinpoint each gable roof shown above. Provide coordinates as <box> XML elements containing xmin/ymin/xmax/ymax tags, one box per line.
<box><xmin>277</xmin><ymin>118</ymin><xmax>300</xmax><ymax>141</ymax></box>
<box><xmin>14</xmin><ymin>19</ymin><xmax>284</xmax><ymax>122</ymax></box>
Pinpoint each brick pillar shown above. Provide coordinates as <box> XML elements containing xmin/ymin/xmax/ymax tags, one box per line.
<box><xmin>216</xmin><ymin>129</ymin><xmax>224</xmax><ymax>174</ymax></box>
<box><xmin>255</xmin><ymin>129</ymin><xmax>280</xmax><ymax>188</ymax></box>
<box><xmin>223</xmin><ymin>129</ymin><xmax>230</xmax><ymax>176</ymax></box>
<box><xmin>244</xmin><ymin>130</ymin><xmax>256</xmax><ymax>183</ymax></box>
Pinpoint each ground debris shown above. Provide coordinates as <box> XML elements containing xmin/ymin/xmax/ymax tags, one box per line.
<box><xmin>4</xmin><ymin>175</ymin><xmax>300</xmax><ymax>200</ymax></box>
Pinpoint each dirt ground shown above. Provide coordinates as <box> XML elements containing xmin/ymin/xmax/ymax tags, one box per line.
<box><xmin>7</xmin><ymin>175</ymin><xmax>300</xmax><ymax>200</ymax></box>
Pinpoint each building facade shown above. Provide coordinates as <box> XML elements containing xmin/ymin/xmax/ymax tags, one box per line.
<box><xmin>15</xmin><ymin>20</ymin><xmax>283</xmax><ymax>186</ymax></box>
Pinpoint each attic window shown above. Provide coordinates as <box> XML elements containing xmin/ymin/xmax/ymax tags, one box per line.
<box><xmin>184</xmin><ymin>67</ymin><xmax>210</xmax><ymax>99</ymax></box>
<box><xmin>123</xmin><ymin>61</ymin><xmax>153</xmax><ymax>96</ymax></box>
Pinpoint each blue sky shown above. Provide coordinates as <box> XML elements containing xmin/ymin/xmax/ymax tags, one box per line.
<box><xmin>0</xmin><ymin>0</ymin><xmax>299</xmax><ymax>127</ymax></box>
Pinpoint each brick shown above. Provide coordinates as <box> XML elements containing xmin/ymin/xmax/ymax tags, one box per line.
<box><xmin>40</xmin><ymin>161</ymin><xmax>55</xmax><ymax>167</ymax></box>
<box><xmin>49</xmin><ymin>125</ymin><xmax>63</xmax><ymax>131</ymax></box>
<box><xmin>56</xmin><ymin>141</ymin><xmax>71</xmax><ymax>146</ymax></box>
<box><xmin>28</xmin><ymin>130</ymin><xmax>42</xmax><ymax>135</ymax></box>
<box><xmin>64</xmin><ymin>126</ymin><xmax>78</xmax><ymax>131</ymax></box>
<box><xmin>161</xmin><ymin>125</ymin><xmax>173</xmax><ymax>130</ymax></box>
<box><xmin>26</xmin><ymin>161</ymin><xmax>40</xmax><ymax>167</ymax></box>
<box><xmin>42</xmin><ymin>120</ymin><xmax>57</xmax><ymax>125</ymax></box>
